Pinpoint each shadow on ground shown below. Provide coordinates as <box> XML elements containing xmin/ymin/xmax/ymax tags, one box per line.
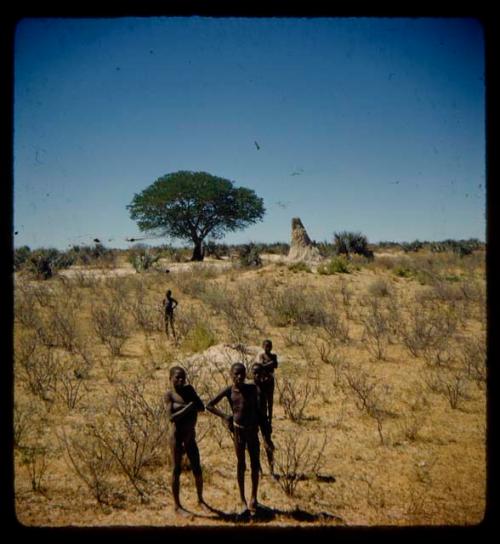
<box><xmin>186</xmin><ymin>502</ymin><xmax>344</xmax><ymax>525</ymax></box>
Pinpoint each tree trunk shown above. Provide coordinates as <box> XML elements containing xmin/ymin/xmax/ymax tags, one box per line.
<box><xmin>191</xmin><ymin>240</ymin><xmax>205</xmax><ymax>261</ymax></box>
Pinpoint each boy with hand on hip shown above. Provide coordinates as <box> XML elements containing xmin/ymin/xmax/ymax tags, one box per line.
<box><xmin>206</xmin><ymin>362</ymin><xmax>266</xmax><ymax>515</ymax></box>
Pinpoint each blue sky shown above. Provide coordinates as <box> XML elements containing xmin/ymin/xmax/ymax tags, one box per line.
<box><xmin>13</xmin><ymin>16</ymin><xmax>485</xmax><ymax>250</ymax></box>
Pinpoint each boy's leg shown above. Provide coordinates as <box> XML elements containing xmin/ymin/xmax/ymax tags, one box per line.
<box><xmin>267</xmin><ymin>379</ymin><xmax>275</xmax><ymax>425</ymax></box>
<box><xmin>170</xmin><ymin>438</ymin><xmax>183</xmax><ymax>511</ymax></box>
<box><xmin>185</xmin><ymin>438</ymin><xmax>207</xmax><ymax>507</ymax></box>
<box><xmin>170</xmin><ymin>315</ymin><xmax>176</xmax><ymax>339</ymax></box>
<box><xmin>233</xmin><ymin>429</ymin><xmax>248</xmax><ymax>512</ymax></box>
<box><xmin>263</xmin><ymin>434</ymin><xmax>275</xmax><ymax>476</ymax></box>
<box><xmin>247</xmin><ymin>429</ymin><xmax>261</xmax><ymax>511</ymax></box>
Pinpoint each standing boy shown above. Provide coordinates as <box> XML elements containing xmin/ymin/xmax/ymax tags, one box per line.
<box><xmin>258</xmin><ymin>339</ymin><xmax>278</xmax><ymax>430</ymax></box>
<box><xmin>164</xmin><ymin>366</ymin><xmax>207</xmax><ymax>516</ymax></box>
<box><xmin>163</xmin><ymin>289</ymin><xmax>178</xmax><ymax>338</ymax></box>
<box><xmin>206</xmin><ymin>362</ymin><xmax>265</xmax><ymax>514</ymax></box>
<box><xmin>251</xmin><ymin>362</ymin><xmax>275</xmax><ymax>477</ymax></box>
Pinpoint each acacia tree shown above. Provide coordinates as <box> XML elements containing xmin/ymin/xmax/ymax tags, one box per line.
<box><xmin>127</xmin><ymin>171</ymin><xmax>265</xmax><ymax>261</ymax></box>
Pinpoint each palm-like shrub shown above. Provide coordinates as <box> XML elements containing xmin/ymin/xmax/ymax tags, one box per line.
<box><xmin>333</xmin><ymin>231</ymin><xmax>373</xmax><ymax>259</ymax></box>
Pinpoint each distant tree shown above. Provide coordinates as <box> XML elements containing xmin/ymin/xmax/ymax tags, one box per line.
<box><xmin>127</xmin><ymin>171</ymin><xmax>265</xmax><ymax>261</ymax></box>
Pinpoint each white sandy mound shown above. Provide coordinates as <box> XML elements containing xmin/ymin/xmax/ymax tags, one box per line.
<box><xmin>182</xmin><ymin>343</ymin><xmax>262</xmax><ymax>369</ymax></box>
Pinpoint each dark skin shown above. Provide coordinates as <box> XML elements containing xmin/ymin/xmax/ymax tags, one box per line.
<box><xmin>258</xmin><ymin>340</ymin><xmax>278</xmax><ymax>428</ymax></box>
<box><xmin>164</xmin><ymin>368</ymin><xmax>208</xmax><ymax>516</ymax></box>
<box><xmin>163</xmin><ymin>290</ymin><xmax>178</xmax><ymax>339</ymax></box>
<box><xmin>206</xmin><ymin>364</ymin><xmax>265</xmax><ymax>514</ymax></box>
<box><xmin>252</xmin><ymin>363</ymin><xmax>275</xmax><ymax>477</ymax></box>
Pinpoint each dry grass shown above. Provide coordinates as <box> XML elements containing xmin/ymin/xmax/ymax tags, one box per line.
<box><xmin>13</xmin><ymin>251</ymin><xmax>486</xmax><ymax>527</ymax></box>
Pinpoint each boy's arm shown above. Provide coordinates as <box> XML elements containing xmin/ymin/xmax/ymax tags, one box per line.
<box><xmin>164</xmin><ymin>391</ymin><xmax>196</xmax><ymax>423</ymax></box>
<box><xmin>170</xmin><ymin>402</ymin><xmax>196</xmax><ymax>422</ymax></box>
<box><xmin>206</xmin><ymin>387</ymin><xmax>233</xmax><ymax>426</ymax></box>
<box><xmin>261</xmin><ymin>357</ymin><xmax>278</xmax><ymax>371</ymax></box>
<box><xmin>189</xmin><ymin>385</ymin><xmax>205</xmax><ymax>412</ymax></box>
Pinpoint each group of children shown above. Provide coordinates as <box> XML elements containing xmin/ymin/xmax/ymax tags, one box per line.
<box><xmin>164</xmin><ymin>339</ymin><xmax>279</xmax><ymax>517</ymax></box>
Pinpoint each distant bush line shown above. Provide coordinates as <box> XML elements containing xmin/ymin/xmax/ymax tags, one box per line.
<box><xmin>14</xmin><ymin>237</ymin><xmax>484</xmax><ymax>279</ymax></box>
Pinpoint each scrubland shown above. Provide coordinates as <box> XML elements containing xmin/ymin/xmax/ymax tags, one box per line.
<box><xmin>13</xmin><ymin>248</ymin><xmax>487</xmax><ymax>527</ymax></box>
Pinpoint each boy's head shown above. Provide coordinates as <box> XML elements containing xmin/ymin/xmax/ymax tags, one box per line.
<box><xmin>230</xmin><ymin>362</ymin><xmax>246</xmax><ymax>385</ymax></box>
<box><xmin>167</xmin><ymin>289</ymin><xmax>172</xmax><ymax>296</ymax></box>
<box><xmin>251</xmin><ymin>362</ymin><xmax>264</xmax><ymax>384</ymax></box>
<box><xmin>262</xmin><ymin>339</ymin><xmax>272</xmax><ymax>352</ymax></box>
<box><xmin>169</xmin><ymin>366</ymin><xmax>186</xmax><ymax>388</ymax></box>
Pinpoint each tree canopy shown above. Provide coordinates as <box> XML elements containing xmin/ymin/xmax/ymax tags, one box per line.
<box><xmin>127</xmin><ymin>171</ymin><xmax>265</xmax><ymax>260</ymax></box>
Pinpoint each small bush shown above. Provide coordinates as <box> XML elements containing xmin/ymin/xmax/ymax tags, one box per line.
<box><xmin>27</xmin><ymin>248</ymin><xmax>76</xmax><ymax>279</ymax></box>
<box><xmin>127</xmin><ymin>247</ymin><xmax>160</xmax><ymax>272</ymax></box>
<box><xmin>58</xmin><ymin>425</ymin><xmax>117</xmax><ymax>508</ymax></box>
<box><xmin>181</xmin><ymin>323</ymin><xmax>217</xmax><ymax>353</ymax></box>
<box><xmin>262</xmin><ymin>288</ymin><xmax>326</xmax><ymax>327</ymax></box>
<box><xmin>91</xmin><ymin>301</ymin><xmax>131</xmax><ymax>356</ymax></box>
<box><xmin>317</xmin><ymin>256</ymin><xmax>350</xmax><ymax>275</ymax></box>
<box><xmin>14</xmin><ymin>245</ymin><xmax>32</xmax><ymax>271</ymax></box>
<box><xmin>238</xmin><ymin>242</ymin><xmax>262</xmax><ymax>268</ymax></box>
<box><xmin>288</xmin><ymin>261</ymin><xmax>311</xmax><ymax>273</ymax></box>
<box><xmin>393</xmin><ymin>266</ymin><xmax>413</xmax><ymax>278</ymax></box>
<box><xmin>273</xmin><ymin>431</ymin><xmax>328</xmax><ymax>497</ymax></box>
<box><xmin>368</xmin><ymin>278</ymin><xmax>393</xmax><ymax>298</ymax></box>
<box><xmin>276</xmin><ymin>376</ymin><xmax>312</xmax><ymax>422</ymax></box>
<box><xmin>19</xmin><ymin>444</ymin><xmax>50</xmax><ymax>493</ymax></box>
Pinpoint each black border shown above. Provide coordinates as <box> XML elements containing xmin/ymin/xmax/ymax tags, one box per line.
<box><xmin>2</xmin><ymin>3</ymin><xmax>496</xmax><ymax>542</ymax></box>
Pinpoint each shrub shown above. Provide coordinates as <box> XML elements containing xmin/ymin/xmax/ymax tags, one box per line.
<box><xmin>316</xmin><ymin>241</ymin><xmax>336</xmax><ymax>258</ymax></box>
<box><xmin>56</xmin><ymin>363</ymin><xmax>88</xmax><ymax>409</ymax></box>
<box><xmin>361</xmin><ymin>299</ymin><xmax>391</xmax><ymax>361</ymax></box>
<box><xmin>91</xmin><ymin>301</ymin><xmax>131</xmax><ymax>356</ymax></box>
<box><xmin>317</xmin><ymin>294</ymin><xmax>350</xmax><ymax>345</ymax></box>
<box><xmin>89</xmin><ymin>381</ymin><xmax>169</xmax><ymax>499</ymax></box>
<box><xmin>273</xmin><ymin>431</ymin><xmax>328</xmax><ymax>497</ymax></box>
<box><xmin>317</xmin><ymin>256</ymin><xmax>350</xmax><ymax>275</ymax></box>
<box><xmin>181</xmin><ymin>322</ymin><xmax>217</xmax><ymax>353</ymax></box>
<box><xmin>127</xmin><ymin>247</ymin><xmax>161</xmax><ymax>272</ymax></box>
<box><xmin>19</xmin><ymin>444</ymin><xmax>50</xmax><ymax>493</ymax></box>
<box><xmin>342</xmin><ymin>364</ymin><xmax>392</xmax><ymax>444</ymax></box>
<box><xmin>333</xmin><ymin>231</ymin><xmax>374</xmax><ymax>259</ymax></box>
<box><xmin>368</xmin><ymin>278</ymin><xmax>393</xmax><ymax>298</ymax></box>
<box><xmin>393</xmin><ymin>266</ymin><xmax>413</xmax><ymax>278</ymax></box>
<box><xmin>50</xmin><ymin>302</ymin><xmax>81</xmax><ymax>352</ymax></box>
<box><xmin>58</xmin><ymin>425</ymin><xmax>117</xmax><ymax>508</ymax></box>
<box><xmin>70</xmin><ymin>243</ymin><xmax>116</xmax><ymax>267</ymax></box>
<box><xmin>14</xmin><ymin>285</ymin><xmax>40</xmax><ymax>328</ymax></box>
<box><xmin>18</xmin><ymin>346</ymin><xmax>59</xmax><ymax>402</ymax></box>
<box><xmin>423</xmin><ymin>368</ymin><xmax>471</xmax><ymax>409</ymax></box>
<box><xmin>238</xmin><ymin>242</ymin><xmax>262</xmax><ymax>268</ymax></box>
<box><xmin>262</xmin><ymin>287</ymin><xmax>325</xmax><ymax>327</ymax></box>
<box><xmin>288</xmin><ymin>261</ymin><xmax>311</xmax><ymax>273</ymax></box>
<box><xmin>401</xmin><ymin>240</ymin><xmax>424</xmax><ymax>253</ymax></box>
<box><xmin>459</xmin><ymin>336</ymin><xmax>486</xmax><ymax>388</ymax></box>
<box><xmin>174</xmin><ymin>269</ymin><xmax>208</xmax><ymax>298</ymax></box>
<box><xmin>27</xmin><ymin>248</ymin><xmax>75</xmax><ymax>279</ymax></box>
<box><xmin>204</xmin><ymin>241</ymin><xmax>229</xmax><ymax>259</ymax></box>
<box><xmin>13</xmin><ymin>401</ymin><xmax>42</xmax><ymax>449</ymax></box>
<box><xmin>276</xmin><ymin>376</ymin><xmax>312</xmax><ymax>422</ymax></box>
<box><xmin>14</xmin><ymin>245</ymin><xmax>32</xmax><ymax>271</ymax></box>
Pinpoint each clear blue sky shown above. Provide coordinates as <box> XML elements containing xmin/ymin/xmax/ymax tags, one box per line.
<box><xmin>13</xmin><ymin>16</ymin><xmax>485</xmax><ymax>250</ymax></box>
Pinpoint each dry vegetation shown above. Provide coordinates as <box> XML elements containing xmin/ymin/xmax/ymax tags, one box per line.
<box><xmin>13</xmin><ymin>248</ymin><xmax>487</xmax><ymax>527</ymax></box>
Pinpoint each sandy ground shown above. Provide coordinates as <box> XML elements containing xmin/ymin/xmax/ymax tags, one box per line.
<box><xmin>13</xmin><ymin>254</ymin><xmax>486</xmax><ymax>529</ymax></box>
